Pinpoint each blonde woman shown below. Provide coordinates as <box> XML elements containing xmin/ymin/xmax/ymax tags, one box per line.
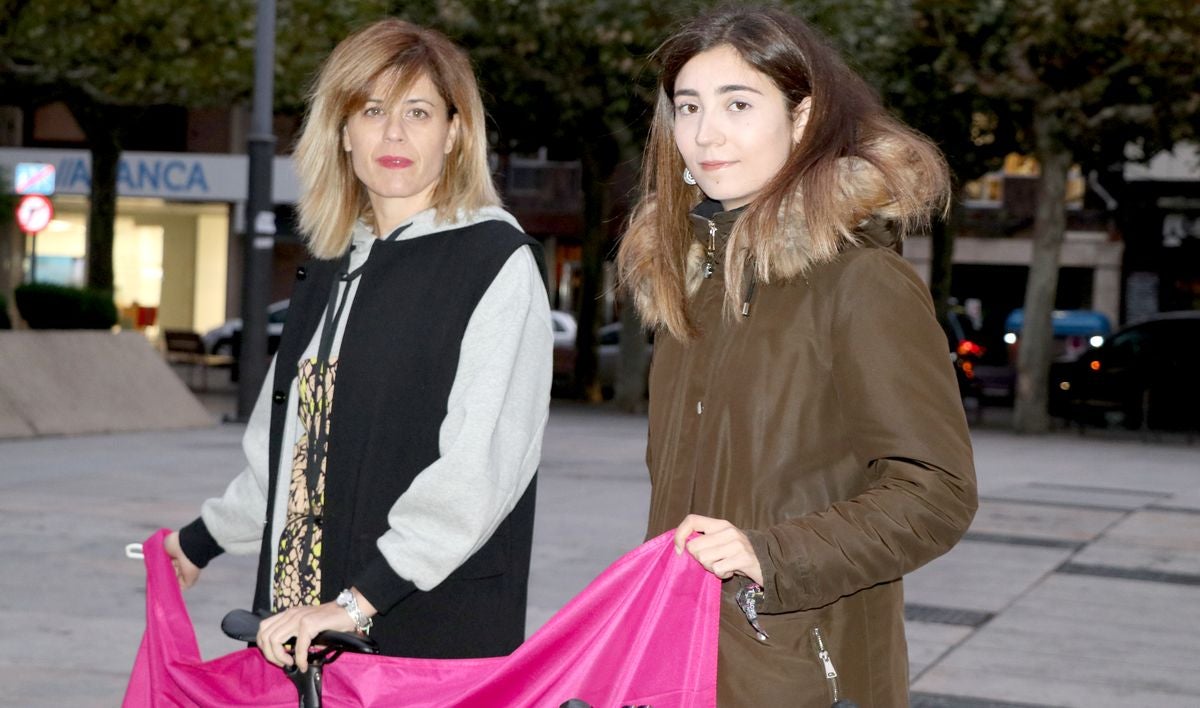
<box><xmin>619</xmin><ymin>7</ymin><xmax>977</xmax><ymax>705</ymax></box>
<box><xmin>164</xmin><ymin>19</ymin><xmax>552</xmax><ymax>669</ymax></box>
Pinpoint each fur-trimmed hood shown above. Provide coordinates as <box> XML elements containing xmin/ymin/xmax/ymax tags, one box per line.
<box><xmin>648</xmin><ymin>157</ymin><xmax>904</xmax><ymax>325</ymax></box>
<box><xmin>683</xmin><ymin>157</ymin><xmax>901</xmax><ymax>298</ymax></box>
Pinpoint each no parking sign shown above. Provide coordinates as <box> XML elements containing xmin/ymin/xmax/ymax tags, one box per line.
<box><xmin>15</xmin><ymin>162</ymin><xmax>56</xmax><ymax>195</ymax></box>
<box><xmin>16</xmin><ymin>194</ymin><xmax>54</xmax><ymax>234</ymax></box>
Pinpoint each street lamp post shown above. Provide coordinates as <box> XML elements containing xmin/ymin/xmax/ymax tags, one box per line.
<box><xmin>237</xmin><ymin>0</ymin><xmax>277</xmax><ymax>421</ymax></box>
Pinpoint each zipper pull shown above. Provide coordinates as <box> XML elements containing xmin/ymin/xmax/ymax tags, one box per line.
<box><xmin>818</xmin><ymin>649</ymin><xmax>837</xmax><ymax>679</ymax></box>
<box><xmin>812</xmin><ymin>627</ymin><xmax>838</xmax><ymax>679</ymax></box>
<box><xmin>703</xmin><ymin>220</ymin><xmax>717</xmax><ymax>279</ymax></box>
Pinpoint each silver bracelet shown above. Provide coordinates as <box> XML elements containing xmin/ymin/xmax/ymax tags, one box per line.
<box><xmin>335</xmin><ymin>589</ymin><xmax>373</xmax><ymax>634</ymax></box>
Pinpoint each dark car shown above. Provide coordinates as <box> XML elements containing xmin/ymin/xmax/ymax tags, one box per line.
<box><xmin>941</xmin><ymin>307</ymin><xmax>989</xmax><ymax>417</ymax></box>
<box><xmin>201</xmin><ymin>299</ymin><xmax>289</xmax><ymax>356</ymax></box>
<box><xmin>1049</xmin><ymin>311</ymin><xmax>1200</xmax><ymax>431</ymax></box>
<box><xmin>1005</xmin><ymin>308</ymin><xmax>1112</xmax><ymax>364</ymax></box>
<box><xmin>550</xmin><ymin>310</ymin><xmax>579</xmax><ymax>390</ymax></box>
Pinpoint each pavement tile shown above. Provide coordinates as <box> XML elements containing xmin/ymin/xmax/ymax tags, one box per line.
<box><xmin>1103</xmin><ymin>508</ymin><xmax>1200</xmax><ymax>551</ymax></box>
<box><xmin>981</xmin><ymin>482</ymin><xmax>1168</xmax><ymax>511</ymax></box>
<box><xmin>911</xmin><ymin>574</ymin><xmax>1200</xmax><ymax>707</ymax></box>
<box><xmin>1152</xmin><ymin>487</ymin><xmax>1200</xmax><ymax>513</ymax></box>
<box><xmin>913</xmin><ymin>665</ymin><xmax>1199</xmax><ymax>708</ymax></box>
<box><xmin>1068</xmin><ymin>509</ymin><xmax>1200</xmax><ymax>578</ymax></box>
<box><xmin>910</xmin><ymin>693</ymin><xmax>1056</xmax><ymax>708</ymax></box>
<box><xmin>0</xmin><ymin>666</ymin><xmax>133</xmax><ymax>708</ymax></box>
<box><xmin>906</xmin><ymin>621</ymin><xmax>974</xmax><ymax>678</ymax></box>
<box><xmin>904</xmin><ymin>540</ymin><xmax>1073</xmax><ymax>614</ymax></box>
<box><xmin>968</xmin><ymin>499</ymin><xmax>1125</xmax><ymax>543</ymax></box>
<box><xmin>1069</xmin><ymin>544</ymin><xmax>1200</xmax><ymax>579</ymax></box>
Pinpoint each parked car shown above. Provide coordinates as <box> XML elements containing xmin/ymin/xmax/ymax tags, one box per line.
<box><xmin>1048</xmin><ymin>311</ymin><xmax>1200</xmax><ymax>431</ymax></box>
<box><xmin>551</xmin><ymin>310</ymin><xmax>578</xmax><ymax>389</ymax></box>
<box><xmin>550</xmin><ymin>310</ymin><xmax>577</xmax><ymax>349</ymax></box>
<box><xmin>550</xmin><ymin>312</ymin><xmax>653</xmax><ymax>398</ymax></box>
<box><xmin>982</xmin><ymin>308</ymin><xmax>1114</xmax><ymax>404</ymax></box>
<box><xmin>201</xmin><ymin>299</ymin><xmax>289</xmax><ymax>356</ymax></box>
<box><xmin>941</xmin><ymin>307</ymin><xmax>988</xmax><ymax>412</ymax></box>
<box><xmin>1005</xmin><ymin>308</ymin><xmax>1112</xmax><ymax>362</ymax></box>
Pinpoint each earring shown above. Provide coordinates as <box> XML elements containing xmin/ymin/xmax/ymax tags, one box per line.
<box><xmin>683</xmin><ymin>168</ymin><xmax>697</xmax><ymax>185</ymax></box>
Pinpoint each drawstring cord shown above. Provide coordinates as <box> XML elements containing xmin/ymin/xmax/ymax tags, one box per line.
<box><xmin>740</xmin><ymin>260</ymin><xmax>758</xmax><ymax>317</ymax></box>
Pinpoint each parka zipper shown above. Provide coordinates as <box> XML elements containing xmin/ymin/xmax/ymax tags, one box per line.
<box><xmin>703</xmin><ymin>220</ymin><xmax>717</xmax><ymax>279</ymax></box>
<box><xmin>811</xmin><ymin>626</ymin><xmax>841</xmax><ymax>703</ymax></box>
<box><xmin>699</xmin><ymin>216</ymin><xmax>757</xmax><ymax>315</ymax></box>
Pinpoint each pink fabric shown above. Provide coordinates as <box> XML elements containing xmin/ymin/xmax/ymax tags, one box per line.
<box><xmin>123</xmin><ymin>529</ymin><xmax>718</xmax><ymax>707</ymax></box>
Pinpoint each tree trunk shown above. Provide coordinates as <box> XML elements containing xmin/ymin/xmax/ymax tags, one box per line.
<box><xmin>1012</xmin><ymin>118</ymin><xmax>1070</xmax><ymax>434</ymax></box>
<box><xmin>928</xmin><ymin>210</ymin><xmax>955</xmax><ymax>324</ymax></box>
<box><xmin>573</xmin><ymin>140</ymin><xmax>616</xmax><ymax>401</ymax></box>
<box><xmin>0</xmin><ymin>180</ymin><xmax>19</xmax><ymax>322</ymax></box>
<box><xmin>71</xmin><ymin>98</ymin><xmax>120</xmax><ymax>293</ymax></box>
<box><xmin>612</xmin><ymin>295</ymin><xmax>648</xmax><ymax>412</ymax></box>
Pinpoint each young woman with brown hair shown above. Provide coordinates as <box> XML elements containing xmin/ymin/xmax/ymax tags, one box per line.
<box><xmin>619</xmin><ymin>7</ymin><xmax>977</xmax><ymax>705</ymax></box>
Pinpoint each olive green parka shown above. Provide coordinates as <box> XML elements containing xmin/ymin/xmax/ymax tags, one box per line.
<box><xmin>644</xmin><ymin>200</ymin><xmax>977</xmax><ymax>707</ymax></box>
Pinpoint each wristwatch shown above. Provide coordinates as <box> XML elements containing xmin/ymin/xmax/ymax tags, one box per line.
<box><xmin>335</xmin><ymin>589</ymin><xmax>373</xmax><ymax>634</ymax></box>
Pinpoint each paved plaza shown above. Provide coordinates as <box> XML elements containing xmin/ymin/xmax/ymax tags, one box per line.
<box><xmin>1</xmin><ymin>395</ymin><xmax>1198</xmax><ymax>707</ymax></box>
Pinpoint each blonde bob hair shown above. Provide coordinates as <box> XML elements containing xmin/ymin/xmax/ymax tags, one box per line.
<box><xmin>294</xmin><ymin>19</ymin><xmax>500</xmax><ymax>259</ymax></box>
<box><xmin>618</xmin><ymin>6</ymin><xmax>950</xmax><ymax>339</ymax></box>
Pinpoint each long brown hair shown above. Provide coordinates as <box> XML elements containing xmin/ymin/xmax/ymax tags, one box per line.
<box><xmin>294</xmin><ymin>19</ymin><xmax>500</xmax><ymax>259</ymax></box>
<box><xmin>618</xmin><ymin>6</ymin><xmax>949</xmax><ymax>338</ymax></box>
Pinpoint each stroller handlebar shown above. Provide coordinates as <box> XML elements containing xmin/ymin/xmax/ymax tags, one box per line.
<box><xmin>220</xmin><ymin>608</ymin><xmax>381</xmax><ymax>656</ymax></box>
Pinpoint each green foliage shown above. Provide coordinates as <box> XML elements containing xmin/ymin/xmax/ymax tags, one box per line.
<box><xmin>2</xmin><ymin>0</ymin><xmax>252</xmax><ymax>107</ymax></box>
<box><xmin>0</xmin><ymin>0</ymin><xmax>390</xmax><ymax>109</ymax></box>
<box><xmin>275</xmin><ymin>0</ymin><xmax>394</xmax><ymax>108</ymax></box>
<box><xmin>13</xmin><ymin>283</ymin><xmax>118</xmax><ymax>330</ymax></box>
<box><xmin>910</xmin><ymin>0</ymin><xmax>1200</xmax><ymax>167</ymax></box>
<box><xmin>398</xmin><ymin>0</ymin><xmax>692</xmax><ymax>159</ymax></box>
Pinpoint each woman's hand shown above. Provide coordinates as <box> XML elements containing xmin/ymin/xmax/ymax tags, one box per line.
<box><xmin>256</xmin><ymin>590</ymin><xmax>376</xmax><ymax>673</ymax></box>
<box><xmin>673</xmin><ymin>514</ymin><xmax>764</xmax><ymax>586</ymax></box>
<box><xmin>163</xmin><ymin>530</ymin><xmax>202</xmax><ymax>589</ymax></box>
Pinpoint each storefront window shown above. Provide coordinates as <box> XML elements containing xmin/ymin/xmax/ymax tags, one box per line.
<box><xmin>27</xmin><ymin>207</ymin><xmax>87</xmax><ymax>287</ymax></box>
<box><xmin>113</xmin><ymin>220</ymin><xmax>164</xmax><ymax>331</ymax></box>
<box><xmin>22</xmin><ymin>194</ymin><xmax>229</xmax><ymax>337</ymax></box>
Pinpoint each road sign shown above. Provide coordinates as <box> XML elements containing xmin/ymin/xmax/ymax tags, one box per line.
<box><xmin>15</xmin><ymin>162</ymin><xmax>56</xmax><ymax>195</ymax></box>
<box><xmin>16</xmin><ymin>194</ymin><xmax>54</xmax><ymax>233</ymax></box>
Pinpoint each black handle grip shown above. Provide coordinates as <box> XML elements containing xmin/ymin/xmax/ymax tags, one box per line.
<box><xmin>220</xmin><ymin>608</ymin><xmax>381</xmax><ymax>655</ymax></box>
<box><xmin>221</xmin><ymin>609</ymin><xmax>265</xmax><ymax>643</ymax></box>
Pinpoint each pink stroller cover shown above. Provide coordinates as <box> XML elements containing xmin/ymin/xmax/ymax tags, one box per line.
<box><xmin>123</xmin><ymin>529</ymin><xmax>719</xmax><ymax>707</ymax></box>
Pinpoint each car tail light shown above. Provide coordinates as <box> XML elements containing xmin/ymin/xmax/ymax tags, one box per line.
<box><xmin>961</xmin><ymin>361</ymin><xmax>976</xmax><ymax>379</ymax></box>
<box><xmin>956</xmin><ymin>340</ymin><xmax>985</xmax><ymax>358</ymax></box>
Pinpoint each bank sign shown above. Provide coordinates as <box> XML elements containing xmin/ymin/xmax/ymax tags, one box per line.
<box><xmin>0</xmin><ymin>148</ymin><xmax>300</xmax><ymax>203</ymax></box>
<box><xmin>59</xmin><ymin>156</ymin><xmax>210</xmax><ymax>195</ymax></box>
